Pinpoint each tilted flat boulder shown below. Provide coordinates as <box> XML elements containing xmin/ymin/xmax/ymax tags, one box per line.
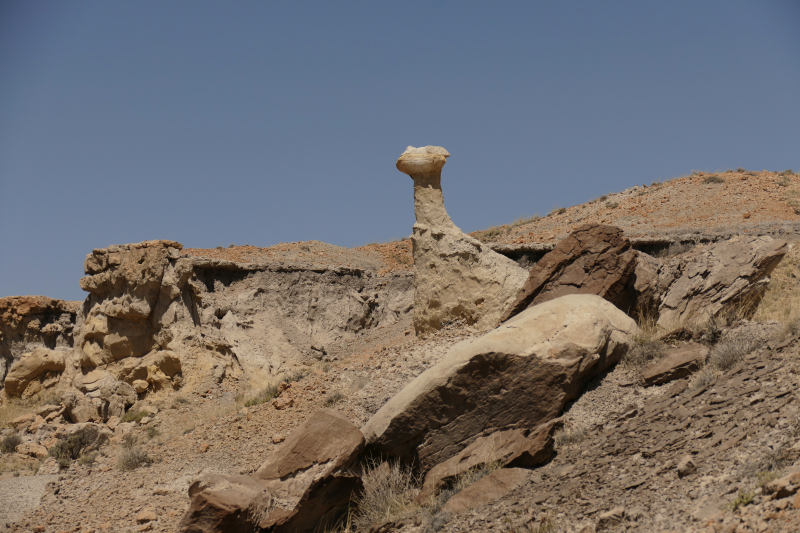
<box><xmin>362</xmin><ymin>294</ymin><xmax>638</xmax><ymax>472</ymax></box>
<box><xmin>396</xmin><ymin>146</ymin><xmax>527</xmax><ymax>334</ymax></box>
<box><xmin>654</xmin><ymin>236</ymin><xmax>786</xmax><ymax>328</ymax></box>
<box><xmin>179</xmin><ymin>409</ymin><xmax>364</xmax><ymax>533</ymax></box>
<box><xmin>442</xmin><ymin>468</ymin><xmax>531</xmax><ymax>515</ymax></box>
<box><xmin>640</xmin><ymin>342</ymin><xmax>709</xmax><ymax>386</ymax></box>
<box><xmin>500</xmin><ymin>224</ymin><xmax>638</xmax><ymax>323</ymax></box>
<box><xmin>418</xmin><ymin>418</ymin><xmax>562</xmax><ymax>500</ymax></box>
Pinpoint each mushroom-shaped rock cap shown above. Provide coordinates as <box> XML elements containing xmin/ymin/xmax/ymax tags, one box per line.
<box><xmin>396</xmin><ymin>146</ymin><xmax>450</xmax><ymax>176</ymax></box>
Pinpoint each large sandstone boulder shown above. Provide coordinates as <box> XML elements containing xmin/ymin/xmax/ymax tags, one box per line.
<box><xmin>362</xmin><ymin>294</ymin><xmax>638</xmax><ymax>472</ymax></box>
<box><xmin>500</xmin><ymin>224</ymin><xmax>638</xmax><ymax>323</ymax></box>
<box><xmin>396</xmin><ymin>146</ymin><xmax>527</xmax><ymax>334</ymax></box>
<box><xmin>3</xmin><ymin>347</ymin><xmax>67</xmax><ymax>398</ymax></box>
<box><xmin>653</xmin><ymin>236</ymin><xmax>787</xmax><ymax>328</ymax></box>
<box><xmin>179</xmin><ymin>409</ymin><xmax>364</xmax><ymax>533</ymax></box>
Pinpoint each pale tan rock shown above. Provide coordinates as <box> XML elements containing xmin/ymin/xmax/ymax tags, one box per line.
<box><xmin>27</xmin><ymin>415</ymin><xmax>46</xmax><ymax>433</ymax></box>
<box><xmin>9</xmin><ymin>413</ymin><xmax>36</xmax><ymax>430</ymax></box>
<box><xmin>362</xmin><ymin>294</ymin><xmax>638</xmax><ymax>471</ymax></box>
<box><xmin>61</xmin><ymin>390</ymin><xmax>101</xmax><ymax>423</ymax></box>
<box><xmin>272</xmin><ymin>395</ymin><xmax>294</xmax><ymax>410</ymax></box>
<box><xmin>4</xmin><ymin>347</ymin><xmax>66</xmax><ymax>397</ymax></box>
<box><xmin>677</xmin><ymin>455</ymin><xmax>697</xmax><ymax>478</ymax></box>
<box><xmin>132</xmin><ymin>380</ymin><xmax>149</xmax><ymax>393</ymax></box>
<box><xmin>136</xmin><ymin>509</ymin><xmax>157</xmax><ymax>523</ymax></box>
<box><xmin>106</xmin><ymin>416</ymin><xmax>121</xmax><ymax>430</ymax></box>
<box><xmin>396</xmin><ymin>146</ymin><xmax>526</xmax><ymax>334</ymax></box>
<box><xmin>655</xmin><ymin>236</ymin><xmax>787</xmax><ymax>328</ymax></box>
<box><xmin>16</xmin><ymin>442</ymin><xmax>49</xmax><ymax>459</ymax></box>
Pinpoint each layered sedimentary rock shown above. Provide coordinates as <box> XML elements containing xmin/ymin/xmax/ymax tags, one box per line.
<box><xmin>642</xmin><ymin>236</ymin><xmax>787</xmax><ymax>328</ymax></box>
<box><xmin>499</xmin><ymin>224</ymin><xmax>638</xmax><ymax>323</ymax></box>
<box><xmin>396</xmin><ymin>146</ymin><xmax>526</xmax><ymax>334</ymax></box>
<box><xmin>2</xmin><ymin>240</ymin><xmax>413</xmax><ymax>411</ymax></box>
<box><xmin>362</xmin><ymin>294</ymin><xmax>639</xmax><ymax>472</ymax></box>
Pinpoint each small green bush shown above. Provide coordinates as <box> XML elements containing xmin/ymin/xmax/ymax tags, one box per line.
<box><xmin>244</xmin><ymin>383</ymin><xmax>280</xmax><ymax>407</ymax></box>
<box><xmin>1</xmin><ymin>433</ymin><xmax>22</xmax><ymax>453</ymax></box>
<box><xmin>727</xmin><ymin>490</ymin><xmax>754</xmax><ymax>511</ymax></box>
<box><xmin>605</xmin><ymin>202</ymin><xmax>619</xmax><ymax>209</ymax></box>
<box><xmin>78</xmin><ymin>451</ymin><xmax>98</xmax><ymax>466</ymax></box>
<box><xmin>147</xmin><ymin>426</ymin><xmax>160</xmax><ymax>439</ymax></box>
<box><xmin>121</xmin><ymin>410</ymin><xmax>149</xmax><ymax>423</ymax></box>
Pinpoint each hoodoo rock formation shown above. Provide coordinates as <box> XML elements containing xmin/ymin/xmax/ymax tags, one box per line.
<box><xmin>396</xmin><ymin>146</ymin><xmax>527</xmax><ymax>334</ymax></box>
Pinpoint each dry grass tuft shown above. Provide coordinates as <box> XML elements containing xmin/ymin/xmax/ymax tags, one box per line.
<box><xmin>351</xmin><ymin>461</ymin><xmax>420</xmax><ymax>531</ymax></box>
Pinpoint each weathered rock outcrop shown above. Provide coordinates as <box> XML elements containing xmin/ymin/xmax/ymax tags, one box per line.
<box><xmin>647</xmin><ymin>236</ymin><xmax>787</xmax><ymax>328</ymax></box>
<box><xmin>0</xmin><ymin>296</ymin><xmax>79</xmax><ymax>384</ymax></box>
<box><xmin>396</xmin><ymin>146</ymin><xmax>527</xmax><ymax>335</ymax></box>
<box><xmin>499</xmin><ymin>224</ymin><xmax>638</xmax><ymax>323</ymax></box>
<box><xmin>180</xmin><ymin>409</ymin><xmax>364</xmax><ymax>533</ymax></box>
<box><xmin>362</xmin><ymin>294</ymin><xmax>638</xmax><ymax>472</ymax></box>
<box><xmin>2</xmin><ymin>239</ymin><xmax>413</xmax><ymax>403</ymax></box>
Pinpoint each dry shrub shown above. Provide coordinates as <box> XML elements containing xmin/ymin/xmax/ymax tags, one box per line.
<box><xmin>351</xmin><ymin>461</ymin><xmax>420</xmax><ymax>530</ymax></box>
<box><xmin>690</xmin><ymin>332</ymin><xmax>762</xmax><ymax>390</ymax></box>
<box><xmin>554</xmin><ymin>425</ymin><xmax>589</xmax><ymax>448</ymax></box>
<box><xmin>622</xmin><ymin>341</ymin><xmax>666</xmax><ymax>370</ymax></box>
<box><xmin>0</xmin><ymin>433</ymin><xmax>22</xmax><ymax>453</ymax></box>
<box><xmin>118</xmin><ymin>447</ymin><xmax>152</xmax><ymax>471</ymax></box>
<box><xmin>323</xmin><ymin>391</ymin><xmax>346</xmax><ymax>407</ymax></box>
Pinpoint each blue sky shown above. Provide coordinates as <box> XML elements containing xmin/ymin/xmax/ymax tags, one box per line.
<box><xmin>1</xmin><ymin>1</ymin><xmax>799</xmax><ymax>301</ymax></box>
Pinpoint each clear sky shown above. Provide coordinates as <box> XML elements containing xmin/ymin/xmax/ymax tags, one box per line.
<box><xmin>1</xmin><ymin>1</ymin><xmax>799</xmax><ymax>301</ymax></box>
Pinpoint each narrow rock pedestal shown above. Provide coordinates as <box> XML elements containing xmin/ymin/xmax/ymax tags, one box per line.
<box><xmin>396</xmin><ymin>146</ymin><xmax>526</xmax><ymax>335</ymax></box>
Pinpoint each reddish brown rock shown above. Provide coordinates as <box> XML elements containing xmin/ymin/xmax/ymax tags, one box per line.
<box><xmin>640</xmin><ymin>342</ymin><xmax>709</xmax><ymax>386</ymax></box>
<box><xmin>419</xmin><ymin>418</ymin><xmax>561</xmax><ymax>500</ymax></box>
<box><xmin>442</xmin><ymin>468</ymin><xmax>531</xmax><ymax>514</ymax></box>
<box><xmin>500</xmin><ymin>224</ymin><xmax>637</xmax><ymax>323</ymax></box>
<box><xmin>179</xmin><ymin>409</ymin><xmax>364</xmax><ymax>533</ymax></box>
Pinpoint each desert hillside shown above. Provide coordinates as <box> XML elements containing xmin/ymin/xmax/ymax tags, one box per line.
<box><xmin>1</xmin><ymin>162</ymin><xmax>800</xmax><ymax>533</ymax></box>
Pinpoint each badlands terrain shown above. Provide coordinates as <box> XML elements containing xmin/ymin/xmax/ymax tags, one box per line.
<box><xmin>1</xmin><ymin>158</ymin><xmax>800</xmax><ymax>533</ymax></box>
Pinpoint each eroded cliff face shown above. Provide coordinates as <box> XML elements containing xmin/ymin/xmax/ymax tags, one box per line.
<box><xmin>0</xmin><ymin>296</ymin><xmax>80</xmax><ymax>385</ymax></box>
<box><xmin>1</xmin><ymin>240</ymin><xmax>413</xmax><ymax>412</ymax></box>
